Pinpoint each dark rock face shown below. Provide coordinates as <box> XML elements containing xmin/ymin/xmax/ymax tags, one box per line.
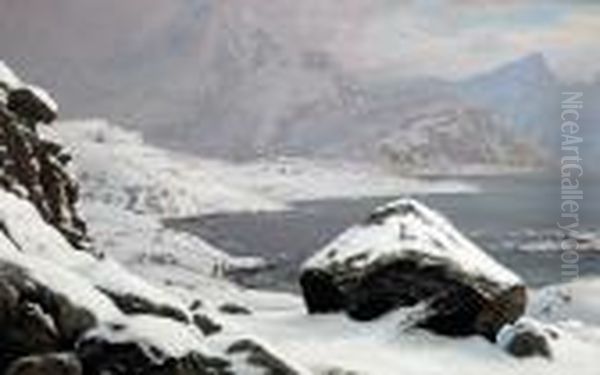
<box><xmin>8</xmin><ymin>88</ymin><xmax>57</xmax><ymax>125</ymax></box>
<box><xmin>226</xmin><ymin>339</ymin><xmax>300</xmax><ymax>375</ymax></box>
<box><xmin>5</xmin><ymin>353</ymin><xmax>82</xmax><ymax>375</ymax></box>
<box><xmin>300</xmin><ymin>199</ymin><xmax>527</xmax><ymax>341</ymax></box>
<box><xmin>193</xmin><ymin>313</ymin><xmax>223</xmax><ymax>336</ymax></box>
<box><xmin>77</xmin><ymin>335</ymin><xmax>233</xmax><ymax>375</ymax></box>
<box><xmin>0</xmin><ymin>263</ymin><xmax>96</xmax><ymax>373</ymax></box>
<box><xmin>218</xmin><ymin>303</ymin><xmax>252</xmax><ymax>315</ymax></box>
<box><xmin>498</xmin><ymin>320</ymin><xmax>554</xmax><ymax>359</ymax></box>
<box><xmin>299</xmin><ymin>269</ymin><xmax>345</xmax><ymax>314</ymax></box>
<box><xmin>0</xmin><ymin>86</ymin><xmax>90</xmax><ymax>251</ymax></box>
<box><xmin>98</xmin><ymin>289</ymin><xmax>189</xmax><ymax>323</ymax></box>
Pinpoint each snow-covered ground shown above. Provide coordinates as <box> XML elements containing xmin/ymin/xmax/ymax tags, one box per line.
<box><xmin>57</xmin><ymin>119</ymin><xmax>286</xmax><ymax>216</ymax></box>
<box><xmin>206</xmin><ymin>157</ymin><xmax>479</xmax><ymax>202</ymax></box>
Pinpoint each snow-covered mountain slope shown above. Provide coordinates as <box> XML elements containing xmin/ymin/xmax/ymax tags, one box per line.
<box><xmin>267</xmin><ymin>75</ymin><xmax>544</xmax><ymax>173</ymax></box>
<box><xmin>57</xmin><ymin>119</ymin><xmax>286</xmax><ymax>216</ymax></box>
<box><xmin>57</xmin><ymin>119</ymin><xmax>479</xmax><ymax>209</ymax></box>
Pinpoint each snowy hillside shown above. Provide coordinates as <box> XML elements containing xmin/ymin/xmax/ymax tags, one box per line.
<box><xmin>57</xmin><ymin>119</ymin><xmax>286</xmax><ymax>216</ymax></box>
<box><xmin>57</xmin><ymin>119</ymin><xmax>479</xmax><ymax>210</ymax></box>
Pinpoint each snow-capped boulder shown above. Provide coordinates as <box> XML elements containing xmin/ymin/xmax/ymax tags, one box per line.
<box><xmin>226</xmin><ymin>338</ymin><xmax>305</xmax><ymax>375</ymax></box>
<box><xmin>8</xmin><ymin>86</ymin><xmax>58</xmax><ymax>125</ymax></box>
<box><xmin>300</xmin><ymin>199</ymin><xmax>527</xmax><ymax>341</ymax></box>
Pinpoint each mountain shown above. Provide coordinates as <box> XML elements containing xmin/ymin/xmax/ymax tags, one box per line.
<box><xmin>459</xmin><ymin>53</ymin><xmax>560</xmax><ymax>146</ymax></box>
<box><xmin>0</xmin><ymin>1</ymin><xmax>545</xmax><ymax>172</ymax></box>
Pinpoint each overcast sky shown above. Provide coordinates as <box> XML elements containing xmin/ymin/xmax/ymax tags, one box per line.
<box><xmin>336</xmin><ymin>0</ymin><xmax>600</xmax><ymax>81</ymax></box>
<box><xmin>1</xmin><ymin>0</ymin><xmax>598</xmax><ymax>119</ymax></box>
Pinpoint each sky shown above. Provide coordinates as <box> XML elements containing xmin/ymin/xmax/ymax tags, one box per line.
<box><xmin>340</xmin><ymin>0</ymin><xmax>600</xmax><ymax>81</ymax></box>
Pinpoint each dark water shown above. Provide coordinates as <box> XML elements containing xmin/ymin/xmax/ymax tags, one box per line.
<box><xmin>165</xmin><ymin>174</ymin><xmax>600</xmax><ymax>292</ymax></box>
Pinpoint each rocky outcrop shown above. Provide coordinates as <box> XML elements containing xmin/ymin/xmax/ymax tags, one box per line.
<box><xmin>0</xmin><ymin>63</ymin><xmax>89</xmax><ymax>250</ymax></box>
<box><xmin>0</xmin><ymin>62</ymin><xmax>242</xmax><ymax>375</ymax></box>
<box><xmin>5</xmin><ymin>353</ymin><xmax>82</xmax><ymax>375</ymax></box>
<box><xmin>0</xmin><ymin>262</ymin><xmax>95</xmax><ymax>373</ymax></box>
<box><xmin>77</xmin><ymin>325</ymin><xmax>232</xmax><ymax>375</ymax></box>
<box><xmin>300</xmin><ymin>199</ymin><xmax>527</xmax><ymax>341</ymax></box>
<box><xmin>497</xmin><ymin>319</ymin><xmax>555</xmax><ymax>359</ymax></box>
<box><xmin>226</xmin><ymin>338</ymin><xmax>302</xmax><ymax>375</ymax></box>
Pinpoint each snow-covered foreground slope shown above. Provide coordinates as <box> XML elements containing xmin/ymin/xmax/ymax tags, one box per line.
<box><xmin>3</xmin><ymin>181</ymin><xmax>599</xmax><ymax>374</ymax></box>
<box><xmin>220</xmin><ymin>306</ymin><xmax>600</xmax><ymax>375</ymax></box>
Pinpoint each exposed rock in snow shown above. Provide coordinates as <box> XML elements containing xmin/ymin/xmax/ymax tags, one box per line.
<box><xmin>226</xmin><ymin>337</ymin><xmax>305</xmax><ymax>375</ymax></box>
<box><xmin>0</xmin><ymin>188</ymin><xmax>234</xmax><ymax>374</ymax></box>
<box><xmin>0</xmin><ymin>261</ymin><xmax>95</xmax><ymax>372</ymax></box>
<box><xmin>301</xmin><ymin>198</ymin><xmax>526</xmax><ymax>340</ymax></box>
<box><xmin>0</xmin><ymin>79</ymin><xmax>87</xmax><ymax>249</ymax></box>
<box><xmin>497</xmin><ymin>318</ymin><xmax>555</xmax><ymax>359</ymax></box>
<box><xmin>8</xmin><ymin>86</ymin><xmax>58</xmax><ymax>124</ymax></box>
<box><xmin>77</xmin><ymin>316</ymin><xmax>230</xmax><ymax>375</ymax></box>
<box><xmin>5</xmin><ymin>352</ymin><xmax>82</xmax><ymax>375</ymax></box>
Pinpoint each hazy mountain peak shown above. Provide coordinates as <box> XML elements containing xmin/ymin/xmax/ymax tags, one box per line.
<box><xmin>466</xmin><ymin>52</ymin><xmax>556</xmax><ymax>89</ymax></box>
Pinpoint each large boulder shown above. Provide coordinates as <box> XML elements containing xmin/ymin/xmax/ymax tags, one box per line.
<box><xmin>300</xmin><ymin>199</ymin><xmax>527</xmax><ymax>341</ymax></box>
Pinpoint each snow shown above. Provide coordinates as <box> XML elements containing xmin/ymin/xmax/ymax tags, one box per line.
<box><xmin>57</xmin><ymin>119</ymin><xmax>286</xmax><ymax>217</ymax></box>
<box><xmin>0</xmin><ymin>60</ymin><xmax>22</xmax><ymax>90</ymax></box>
<box><xmin>25</xmin><ymin>84</ymin><xmax>59</xmax><ymax>113</ymax></box>
<box><xmin>529</xmin><ymin>278</ymin><xmax>600</xmax><ymax>326</ymax></box>
<box><xmin>85</xmin><ymin>315</ymin><xmax>206</xmax><ymax>361</ymax></box>
<box><xmin>56</xmin><ymin>120</ymin><xmax>478</xmax><ymax>218</ymax></box>
<box><xmin>1</xmin><ymin>111</ymin><xmax>597</xmax><ymax>374</ymax></box>
<box><xmin>303</xmin><ymin>198</ymin><xmax>522</xmax><ymax>286</ymax></box>
<box><xmin>0</xmin><ymin>62</ymin><xmax>58</xmax><ymax>113</ymax></box>
<box><xmin>0</xmin><ymin>230</ymin><xmax>122</xmax><ymax>322</ymax></box>
<box><xmin>200</xmin><ymin>157</ymin><xmax>479</xmax><ymax>202</ymax></box>
<box><xmin>220</xmin><ymin>304</ymin><xmax>600</xmax><ymax>375</ymax></box>
<box><xmin>81</xmin><ymin>200</ymin><xmax>268</xmax><ymax>301</ymax></box>
<box><xmin>0</xmin><ymin>189</ymin><xmax>190</xmax><ymax>323</ymax></box>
